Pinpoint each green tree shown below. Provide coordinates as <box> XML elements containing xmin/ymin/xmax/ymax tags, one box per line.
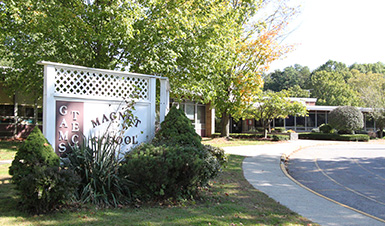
<box><xmin>373</xmin><ymin>112</ymin><xmax>385</xmax><ymax>138</ymax></box>
<box><xmin>2</xmin><ymin>0</ymin><xmax>142</xmax><ymax>99</ymax></box>
<box><xmin>264</xmin><ymin>64</ymin><xmax>311</xmax><ymax>91</ymax></box>
<box><xmin>349</xmin><ymin>71</ymin><xmax>385</xmax><ymax>137</ymax></box>
<box><xmin>310</xmin><ymin>70</ymin><xmax>361</xmax><ymax>106</ymax></box>
<box><xmin>129</xmin><ymin>0</ymin><xmax>298</xmax><ymax>137</ymax></box>
<box><xmin>130</xmin><ymin>0</ymin><xmax>299</xmax><ymax>138</ymax></box>
<box><xmin>314</xmin><ymin>60</ymin><xmax>347</xmax><ymax>72</ymax></box>
<box><xmin>213</xmin><ymin>24</ymin><xmax>289</xmax><ymax>137</ymax></box>
<box><xmin>247</xmin><ymin>91</ymin><xmax>307</xmax><ymax>138</ymax></box>
<box><xmin>3</xmin><ymin>0</ymin><xmax>299</xmax><ymax>138</ymax></box>
<box><xmin>283</xmin><ymin>84</ymin><xmax>310</xmax><ymax>97</ymax></box>
<box><xmin>124</xmin><ymin>0</ymin><xmax>245</xmax><ymax>100</ymax></box>
<box><xmin>313</xmin><ymin>60</ymin><xmax>352</xmax><ymax>81</ymax></box>
<box><xmin>153</xmin><ymin>106</ymin><xmax>202</xmax><ymax>147</ymax></box>
<box><xmin>210</xmin><ymin>0</ymin><xmax>298</xmax><ymax>137</ymax></box>
<box><xmin>349</xmin><ymin>62</ymin><xmax>385</xmax><ymax>75</ymax></box>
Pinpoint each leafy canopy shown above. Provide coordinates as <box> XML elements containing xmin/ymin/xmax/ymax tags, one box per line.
<box><xmin>348</xmin><ymin>70</ymin><xmax>385</xmax><ymax>135</ymax></box>
<box><xmin>1</xmin><ymin>0</ymin><xmax>142</xmax><ymax>98</ymax></box>
<box><xmin>264</xmin><ymin>64</ymin><xmax>311</xmax><ymax>92</ymax></box>
<box><xmin>3</xmin><ymin>0</ymin><xmax>300</xmax><ymax>138</ymax></box>
<box><xmin>310</xmin><ymin>70</ymin><xmax>361</xmax><ymax>106</ymax></box>
<box><xmin>247</xmin><ymin>90</ymin><xmax>307</xmax><ymax>137</ymax></box>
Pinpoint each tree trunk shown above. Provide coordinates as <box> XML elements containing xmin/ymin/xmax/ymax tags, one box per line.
<box><xmin>220</xmin><ymin>112</ymin><xmax>230</xmax><ymax>137</ymax></box>
<box><xmin>260</xmin><ymin>120</ymin><xmax>268</xmax><ymax>138</ymax></box>
<box><xmin>13</xmin><ymin>93</ymin><xmax>18</xmax><ymax>138</ymax></box>
<box><xmin>263</xmin><ymin>128</ymin><xmax>268</xmax><ymax>138</ymax></box>
<box><xmin>34</xmin><ymin>97</ymin><xmax>38</xmax><ymax>126</ymax></box>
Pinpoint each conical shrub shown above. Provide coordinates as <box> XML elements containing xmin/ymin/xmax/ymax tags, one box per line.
<box><xmin>9</xmin><ymin>127</ymin><xmax>78</xmax><ymax>214</ymax></box>
<box><xmin>9</xmin><ymin>127</ymin><xmax>59</xmax><ymax>186</ymax></box>
<box><xmin>153</xmin><ymin>106</ymin><xmax>202</xmax><ymax>147</ymax></box>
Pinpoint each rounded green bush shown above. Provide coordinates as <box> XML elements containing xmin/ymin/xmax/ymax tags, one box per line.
<box><xmin>319</xmin><ymin>123</ymin><xmax>334</xmax><ymax>133</ymax></box>
<box><xmin>120</xmin><ymin>143</ymin><xmax>220</xmax><ymax>201</ymax></box>
<box><xmin>328</xmin><ymin>106</ymin><xmax>364</xmax><ymax>134</ymax></box>
<box><xmin>122</xmin><ymin>106</ymin><xmax>224</xmax><ymax>201</ymax></box>
<box><xmin>203</xmin><ymin>144</ymin><xmax>228</xmax><ymax>167</ymax></box>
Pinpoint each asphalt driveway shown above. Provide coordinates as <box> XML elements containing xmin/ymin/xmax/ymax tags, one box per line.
<box><xmin>224</xmin><ymin>140</ymin><xmax>385</xmax><ymax>225</ymax></box>
<box><xmin>288</xmin><ymin>143</ymin><xmax>385</xmax><ymax>222</ymax></box>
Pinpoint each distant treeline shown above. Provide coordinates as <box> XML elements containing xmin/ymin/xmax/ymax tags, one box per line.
<box><xmin>263</xmin><ymin>60</ymin><xmax>385</xmax><ymax>107</ymax></box>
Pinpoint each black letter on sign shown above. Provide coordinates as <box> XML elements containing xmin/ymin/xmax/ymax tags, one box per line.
<box><xmin>91</xmin><ymin>118</ymin><xmax>101</xmax><ymax>128</ymax></box>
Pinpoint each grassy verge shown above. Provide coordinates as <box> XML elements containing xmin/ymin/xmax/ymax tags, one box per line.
<box><xmin>0</xmin><ymin>154</ymin><xmax>315</xmax><ymax>225</ymax></box>
<box><xmin>0</xmin><ymin>140</ymin><xmax>21</xmax><ymax>161</ymax></box>
<box><xmin>202</xmin><ymin>137</ymin><xmax>273</xmax><ymax>148</ymax></box>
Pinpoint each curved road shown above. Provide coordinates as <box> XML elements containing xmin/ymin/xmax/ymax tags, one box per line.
<box><xmin>288</xmin><ymin>143</ymin><xmax>385</xmax><ymax>221</ymax></box>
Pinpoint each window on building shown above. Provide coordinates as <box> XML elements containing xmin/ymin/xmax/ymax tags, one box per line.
<box><xmin>197</xmin><ymin>105</ymin><xmax>205</xmax><ymax>124</ymax></box>
<box><xmin>296</xmin><ymin>116</ymin><xmax>305</xmax><ymax>130</ymax></box>
<box><xmin>0</xmin><ymin>105</ymin><xmax>15</xmax><ymax>124</ymax></box>
<box><xmin>0</xmin><ymin>104</ymin><xmax>14</xmax><ymax>116</ymax></box>
<box><xmin>253</xmin><ymin>119</ymin><xmax>261</xmax><ymax>127</ymax></box>
<box><xmin>317</xmin><ymin>111</ymin><xmax>326</xmax><ymax>127</ymax></box>
<box><xmin>307</xmin><ymin>112</ymin><xmax>316</xmax><ymax>128</ymax></box>
<box><xmin>365</xmin><ymin>114</ymin><xmax>375</xmax><ymax>131</ymax></box>
<box><xmin>274</xmin><ymin>118</ymin><xmax>284</xmax><ymax>127</ymax></box>
<box><xmin>286</xmin><ymin>116</ymin><xmax>295</xmax><ymax>127</ymax></box>
<box><xmin>185</xmin><ymin>104</ymin><xmax>195</xmax><ymax>123</ymax></box>
<box><xmin>25</xmin><ymin>107</ymin><xmax>34</xmax><ymax>117</ymax></box>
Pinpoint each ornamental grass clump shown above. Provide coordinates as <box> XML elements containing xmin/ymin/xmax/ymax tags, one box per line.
<box><xmin>9</xmin><ymin>127</ymin><xmax>79</xmax><ymax>214</ymax></box>
<box><xmin>67</xmin><ymin>134</ymin><xmax>131</xmax><ymax>207</ymax></box>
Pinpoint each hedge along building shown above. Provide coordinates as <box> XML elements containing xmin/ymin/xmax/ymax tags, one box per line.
<box><xmin>39</xmin><ymin>61</ymin><xmax>169</xmax><ymax>156</ymax></box>
<box><xmin>238</xmin><ymin>98</ymin><xmax>376</xmax><ymax>133</ymax></box>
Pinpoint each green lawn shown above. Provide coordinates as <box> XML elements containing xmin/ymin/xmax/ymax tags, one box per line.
<box><xmin>202</xmin><ymin>137</ymin><xmax>273</xmax><ymax>148</ymax></box>
<box><xmin>0</xmin><ymin>140</ymin><xmax>315</xmax><ymax>225</ymax></box>
<box><xmin>0</xmin><ymin>140</ymin><xmax>21</xmax><ymax>161</ymax></box>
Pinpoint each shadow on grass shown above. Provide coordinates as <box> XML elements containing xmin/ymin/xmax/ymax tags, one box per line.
<box><xmin>0</xmin><ymin>140</ymin><xmax>20</xmax><ymax>161</ymax></box>
<box><xmin>0</xmin><ymin>179</ymin><xmax>30</xmax><ymax>224</ymax></box>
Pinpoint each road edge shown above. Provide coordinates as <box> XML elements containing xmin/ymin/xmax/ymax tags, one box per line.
<box><xmin>280</xmin><ymin>151</ymin><xmax>385</xmax><ymax>224</ymax></box>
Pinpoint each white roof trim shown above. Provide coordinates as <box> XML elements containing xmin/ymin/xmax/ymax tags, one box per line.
<box><xmin>288</xmin><ymin>97</ymin><xmax>317</xmax><ymax>103</ymax></box>
<box><xmin>307</xmin><ymin>105</ymin><xmax>373</xmax><ymax>112</ymax></box>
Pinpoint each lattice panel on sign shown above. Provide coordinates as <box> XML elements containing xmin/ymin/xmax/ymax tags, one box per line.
<box><xmin>54</xmin><ymin>67</ymin><xmax>149</xmax><ymax>100</ymax></box>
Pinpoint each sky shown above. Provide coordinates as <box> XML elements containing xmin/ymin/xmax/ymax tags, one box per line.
<box><xmin>268</xmin><ymin>0</ymin><xmax>385</xmax><ymax>72</ymax></box>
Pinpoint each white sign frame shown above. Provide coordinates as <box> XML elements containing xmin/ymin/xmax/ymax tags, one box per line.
<box><xmin>38</xmin><ymin>61</ymin><xmax>169</xmax><ymax>155</ymax></box>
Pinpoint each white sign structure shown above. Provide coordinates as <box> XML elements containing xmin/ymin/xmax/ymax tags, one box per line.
<box><xmin>39</xmin><ymin>61</ymin><xmax>169</xmax><ymax>156</ymax></box>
